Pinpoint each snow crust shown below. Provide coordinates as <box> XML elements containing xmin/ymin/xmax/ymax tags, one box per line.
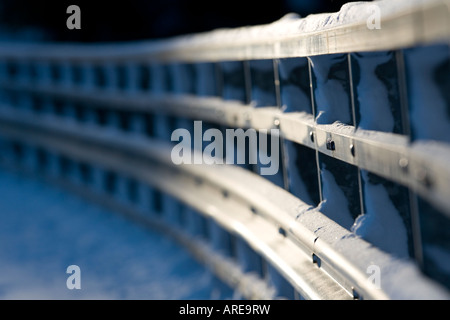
<box><xmin>0</xmin><ymin>170</ymin><xmax>224</xmax><ymax>299</ymax></box>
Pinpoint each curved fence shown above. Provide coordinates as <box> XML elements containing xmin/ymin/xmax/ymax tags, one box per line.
<box><xmin>0</xmin><ymin>0</ymin><xmax>450</xmax><ymax>299</ymax></box>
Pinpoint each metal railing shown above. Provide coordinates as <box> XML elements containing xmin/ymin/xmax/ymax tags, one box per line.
<box><xmin>0</xmin><ymin>0</ymin><xmax>449</xmax><ymax>299</ymax></box>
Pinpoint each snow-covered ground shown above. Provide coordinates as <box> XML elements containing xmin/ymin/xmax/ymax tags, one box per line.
<box><xmin>0</xmin><ymin>169</ymin><xmax>225</xmax><ymax>300</ymax></box>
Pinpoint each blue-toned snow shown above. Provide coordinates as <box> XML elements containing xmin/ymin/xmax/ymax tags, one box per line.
<box><xmin>0</xmin><ymin>169</ymin><xmax>226</xmax><ymax>300</ymax></box>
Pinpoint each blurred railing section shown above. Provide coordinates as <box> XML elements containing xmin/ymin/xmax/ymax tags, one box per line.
<box><xmin>0</xmin><ymin>0</ymin><xmax>450</xmax><ymax>299</ymax></box>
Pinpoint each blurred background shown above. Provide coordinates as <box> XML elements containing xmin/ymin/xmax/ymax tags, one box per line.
<box><xmin>0</xmin><ymin>0</ymin><xmax>367</xmax><ymax>42</ymax></box>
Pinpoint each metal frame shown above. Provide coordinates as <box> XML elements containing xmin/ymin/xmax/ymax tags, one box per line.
<box><xmin>1</xmin><ymin>83</ymin><xmax>449</xmax><ymax>217</ymax></box>
<box><xmin>0</xmin><ymin>0</ymin><xmax>450</xmax><ymax>299</ymax></box>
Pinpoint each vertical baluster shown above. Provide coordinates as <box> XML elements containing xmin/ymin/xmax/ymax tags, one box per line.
<box><xmin>104</xmin><ymin>62</ymin><xmax>118</xmax><ymax>92</ymax></box>
<box><xmin>209</xmin><ymin>219</ymin><xmax>235</xmax><ymax>258</ymax></box>
<box><xmin>196</xmin><ymin>62</ymin><xmax>218</xmax><ymax>97</ymax></box>
<box><xmin>309</xmin><ymin>53</ymin><xmax>362</xmax><ymax>229</ymax></box>
<box><xmin>115</xmin><ymin>174</ymin><xmax>129</xmax><ymax>204</ymax></box>
<box><xmin>115</xmin><ymin>63</ymin><xmax>128</xmax><ymax>92</ymax></box>
<box><xmin>0</xmin><ymin>60</ymin><xmax>7</xmax><ymax>81</ymax></box>
<box><xmin>403</xmin><ymin>44</ymin><xmax>450</xmax><ymax>289</ymax></box>
<box><xmin>37</xmin><ymin>60</ymin><xmax>52</xmax><ymax>86</ymax></box>
<box><xmin>90</xmin><ymin>165</ymin><xmax>105</xmax><ymax>193</ymax></box>
<box><xmin>396</xmin><ymin>48</ymin><xmax>424</xmax><ymax>268</ymax></box>
<box><xmin>135</xmin><ymin>182</ymin><xmax>155</xmax><ymax>215</ymax></box>
<box><xmin>221</xmin><ymin>61</ymin><xmax>247</xmax><ymax>103</ymax></box>
<box><xmin>137</xmin><ymin>63</ymin><xmax>152</xmax><ymax>93</ymax></box>
<box><xmin>235</xmin><ymin>238</ymin><xmax>264</xmax><ymax>278</ymax></box>
<box><xmin>60</xmin><ymin>60</ymin><xmax>73</xmax><ymax>88</ymax></box>
<box><xmin>249</xmin><ymin>59</ymin><xmax>277</xmax><ymax>107</ymax></box>
<box><xmin>278</xmin><ymin>57</ymin><xmax>311</xmax><ymax>113</ymax></box>
<box><xmin>310</xmin><ymin>53</ymin><xmax>353</xmax><ymax>125</ymax></box>
<box><xmin>81</xmin><ymin>61</ymin><xmax>95</xmax><ymax>90</ymax></box>
<box><xmin>18</xmin><ymin>92</ymin><xmax>33</xmax><ymax>113</ymax></box>
<box><xmin>17</xmin><ymin>60</ymin><xmax>31</xmax><ymax>85</ymax></box>
<box><xmin>403</xmin><ymin>44</ymin><xmax>450</xmax><ymax>143</ymax></box>
<box><xmin>162</xmin><ymin>194</ymin><xmax>182</xmax><ymax>225</ymax></box>
<box><xmin>129</xmin><ymin>112</ymin><xmax>147</xmax><ymax>136</ymax></box>
<box><xmin>266</xmin><ymin>263</ymin><xmax>295</xmax><ymax>300</ymax></box>
<box><xmin>125</xmin><ymin>62</ymin><xmax>139</xmax><ymax>94</ymax></box>
<box><xmin>151</xmin><ymin>63</ymin><xmax>171</xmax><ymax>94</ymax></box>
<box><xmin>349</xmin><ymin>50</ymin><xmax>413</xmax><ymax>258</ymax></box>
<box><xmin>416</xmin><ymin>196</ymin><xmax>450</xmax><ymax>290</ymax></box>
<box><xmin>172</xmin><ymin>63</ymin><xmax>196</xmax><ymax>95</ymax></box>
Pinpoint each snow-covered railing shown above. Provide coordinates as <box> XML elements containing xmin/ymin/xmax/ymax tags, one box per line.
<box><xmin>0</xmin><ymin>0</ymin><xmax>450</xmax><ymax>299</ymax></box>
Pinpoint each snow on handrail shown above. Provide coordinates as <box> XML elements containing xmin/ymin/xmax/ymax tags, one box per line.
<box><xmin>0</xmin><ymin>0</ymin><xmax>449</xmax><ymax>62</ymax></box>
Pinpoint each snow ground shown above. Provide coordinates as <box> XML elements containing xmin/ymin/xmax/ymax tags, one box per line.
<box><xmin>0</xmin><ymin>169</ymin><xmax>224</xmax><ymax>300</ymax></box>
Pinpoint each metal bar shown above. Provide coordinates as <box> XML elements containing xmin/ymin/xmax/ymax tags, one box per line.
<box><xmin>0</xmin><ymin>1</ymin><xmax>449</xmax><ymax>62</ymax></box>
<box><xmin>2</xmin><ymin>83</ymin><xmax>450</xmax><ymax>218</ymax></box>
<box><xmin>0</xmin><ymin>109</ymin><xmax>448</xmax><ymax>299</ymax></box>
<box><xmin>0</xmin><ymin>114</ymin><xmax>349</xmax><ymax>299</ymax></box>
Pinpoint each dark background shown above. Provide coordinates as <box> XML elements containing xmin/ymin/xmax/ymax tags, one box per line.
<box><xmin>0</xmin><ymin>0</ymin><xmax>367</xmax><ymax>42</ymax></box>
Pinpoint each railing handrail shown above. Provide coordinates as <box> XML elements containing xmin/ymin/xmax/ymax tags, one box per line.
<box><xmin>2</xmin><ymin>107</ymin><xmax>449</xmax><ymax>299</ymax></box>
<box><xmin>0</xmin><ymin>0</ymin><xmax>449</xmax><ymax>62</ymax></box>
<box><xmin>2</xmin><ymin>81</ymin><xmax>449</xmax><ymax>218</ymax></box>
